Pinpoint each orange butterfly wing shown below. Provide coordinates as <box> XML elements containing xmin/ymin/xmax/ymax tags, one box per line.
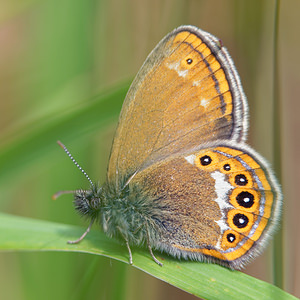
<box><xmin>107</xmin><ymin>26</ymin><xmax>248</xmax><ymax>188</ymax></box>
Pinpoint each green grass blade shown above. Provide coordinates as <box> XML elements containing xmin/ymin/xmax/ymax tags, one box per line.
<box><xmin>272</xmin><ymin>0</ymin><xmax>284</xmax><ymax>289</ymax></box>
<box><xmin>0</xmin><ymin>213</ymin><xmax>296</xmax><ymax>300</ymax></box>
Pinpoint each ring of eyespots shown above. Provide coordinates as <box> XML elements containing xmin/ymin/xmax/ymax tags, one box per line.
<box><xmin>233</xmin><ymin>213</ymin><xmax>249</xmax><ymax>228</ymax></box>
<box><xmin>236</xmin><ymin>191</ymin><xmax>254</xmax><ymax>208</ymax></box>
<box><xmin>235</xmin><ymin>174</ymin><xmax>248</xmax><ymax>186</ymax></box>
<box><xmin>223</xmin><ymin>163</ymin><xmax>231</xmax><ymax>171</ymax></box>
<box><xmin>186</xmin><ymin>58</ymin><xmax>193</xmax><ymax>64</ymax></box>
<box><xmin>226</xmin><ymin>233</ymin><xmax>236</xmax><ymax>243</ymax></box>
<box><xmin>200</xmin><ymin>155</ymin><xmax>212</xmax><ymax>166</ymax></box>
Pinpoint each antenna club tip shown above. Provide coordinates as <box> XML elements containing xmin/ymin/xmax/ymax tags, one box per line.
<box><xmin>52</xmin><ymin>193</ymin><xmax>59</xmax><ymax>200</ymax></box>
<box><xmin>52</xmin><ymin>190</ymin><xmax>74</xmax><ymax>200</ymax></box>
<box><xmin>57</xmin><ymin>140</ymin><xmax>65</xmax><ymax>149</ymax></box>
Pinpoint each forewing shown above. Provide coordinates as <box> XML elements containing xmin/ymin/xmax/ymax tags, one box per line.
<box><xmin>107</xmin><ymin>26</ymin><xmax>248</xmax><ymax>188</ymax></box>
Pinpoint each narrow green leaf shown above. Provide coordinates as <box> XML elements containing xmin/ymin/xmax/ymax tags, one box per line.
<box><xmin>0</xmin><ymin>213</ymin><xmax>296</xmax><ymax>300</ymax></box>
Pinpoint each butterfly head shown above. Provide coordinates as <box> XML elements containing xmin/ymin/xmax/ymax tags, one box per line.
<box><xmin>73</xmin><ymin>185</ymin><xmax>103</xmax><ymax>220</ymax></box>
<box><xmin>54</xmin><ymin>141</ymin><xmax>106</xmax><ymax>220</ymax></box>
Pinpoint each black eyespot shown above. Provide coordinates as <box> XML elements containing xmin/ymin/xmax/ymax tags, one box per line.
<box><xmin>235</xmin><ymin>174</ymin><xmax>248</xmax><ymax>186</ymax></box>
<box><xmin>236</xmin><ymin>191</ymin><xmax>254</xmax><ymax>208</ymax></box>
<box><xmin>186</xmin><ymin>58</ymin><xmax>193</xmax><ymax>64</ymax></box>
<box><xmin>227</xmin><ymin>233</ymin><xmax>236</xmax><ymax>243</ymax></box>
<box><xmin>233</xmin><ymin>213</ymin><xmax>249</xmax><ymax>228</ymax></box>
<box><xmin>223</xmin><ymin>164</ymin><xmax>231</xmax><ymax>171</ymax></box>
<box><xmin>200</xmin><ymin>155</ymin><xmax>212</xmax><ymax>166</ymax></box>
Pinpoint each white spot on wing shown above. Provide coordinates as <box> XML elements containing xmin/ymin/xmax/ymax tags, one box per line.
<box><xmin>216</xmin><ymin>219</ymin><xmax>230</xmax><ymax>232</ymax></box>
<box><xmin>211</xmin><ymin>171</ymin><xmax>234</xmax><ymax>249</ymax></box>
<box><xmin>167</xmin><ymin>61</ymin><xmax>188</xmax><ymax>78</ymax></box>
<box><xmin>184</xmin><ymin>154</ymin><xmax>196</xmax><ymax>165</ymax></box>
<box><xmin>215</xmin><ymin>239</ymin><xmax>221</xmax><ymax>250</ymax></box>
<box><xmin>211</xmin><ymin>171</ymin><xmax>234</xmax><ymax>210</ymax></box>
<box><xmin>200</xmin><ymin>98</ymin><xmax>209</xmax><ymax>108</ymax></box>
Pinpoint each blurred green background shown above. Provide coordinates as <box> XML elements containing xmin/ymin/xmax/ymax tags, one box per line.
<box><xmin>0</xmin><ymin>0</ymin><xmax>299</xmax><ymax>299</ymax></box>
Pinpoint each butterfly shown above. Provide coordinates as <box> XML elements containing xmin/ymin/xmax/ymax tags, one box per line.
<box><xmin>55</xmin><ymin>25</ymin><xmax>282</xmax><ymax>269</ymax></box>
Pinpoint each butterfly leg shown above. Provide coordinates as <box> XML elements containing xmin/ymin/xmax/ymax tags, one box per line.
<box><xmin>146</xmin><ymin>228</ymin><xmax>163</xmax><ymax>267</ymax></box>
<box><xmin>116</xmin><ymin>226</ymin><xmax>134</xmax><ymax>265</ymax></box>
<box><xmin>68</xmin><ymin>218</ymin><xmax>94</xmax><ymax>244</ymax></box>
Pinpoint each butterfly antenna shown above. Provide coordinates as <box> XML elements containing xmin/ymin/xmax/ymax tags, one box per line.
<box><xmin>57</xmin><ymin>140</ymin><xmax>94</xmax><ymax>188</ymax></box>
